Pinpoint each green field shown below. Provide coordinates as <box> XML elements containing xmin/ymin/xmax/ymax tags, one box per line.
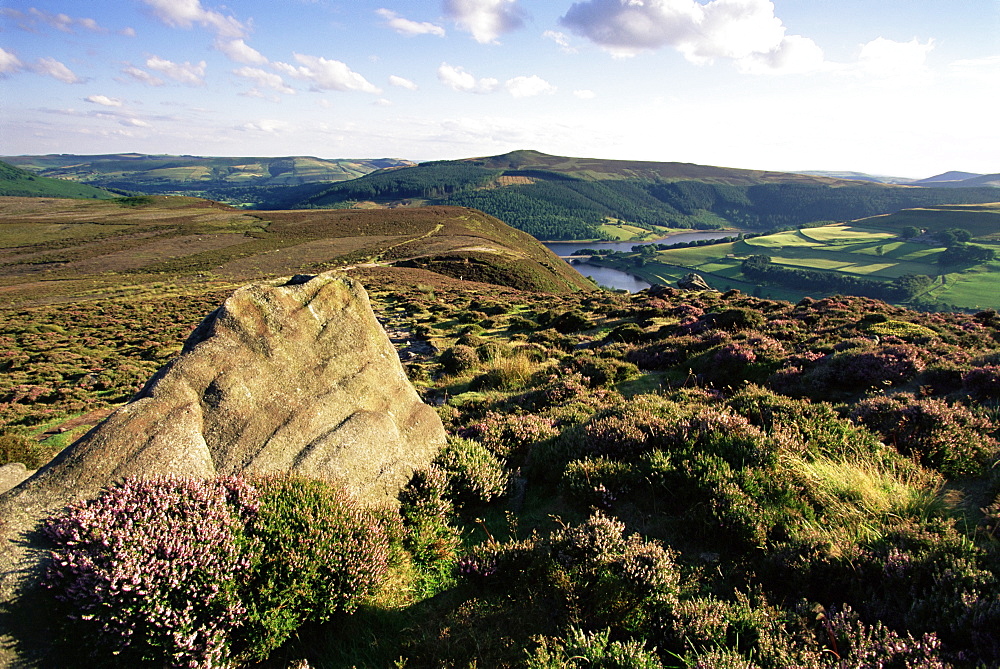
<box><xmin>626</xmin><ymin>214</ymin><xmax>1000</xmax><ymax>310</ymax></box>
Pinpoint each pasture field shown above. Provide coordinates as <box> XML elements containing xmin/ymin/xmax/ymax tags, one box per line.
<box><xmin>630</xmin><ymin>220</ymin><xmax>1000</xmax><ymax>310</ymax></box>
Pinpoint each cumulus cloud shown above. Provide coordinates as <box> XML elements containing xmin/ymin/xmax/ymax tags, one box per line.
<box><xmin>376</xmin><ymin>9</ymin><xmax>446</xmax><ymax>37</ymax></box>
<box><xmin>0</xmin><ymin>47</ymin><xmax>24</xmax><ymax>75</ymax></box>
<box><xmin>273</xmin><ymin>54</ymin><xmax>381</xmax><ymax>93</ymax></box>
<box><xmin>146</xmin><ymin>56</ymin><xmax>207</xmax><ymax>85</ymax></box>
<box><xmin>139</xmin><ymin>0</ymin><xmax>245</xmax><ymax>38</ymax></box>
<box><xmin>121</xmin><ymin>65</ymin><xmax>165</xmax><ymax>86</ymax></box>
<box><xmin>33</xmin><ymin>57</ymin><xmax>81</xmax><ymax>83</ymax></box>
<box><xmin>233</xmin><ymin>66</ymin><xmax>294</xmax><ymax>94</ymax></box>
<box><xmin>216</xmin><ymin>38</ymin><xmax>268</xmax><ymax>65</ymax></box>
<box><xmin>737</xmin><ymin>34</ymin><xmax>826</xmax><ymax>75</ymax></box>
<box><xmin>86</xmin><ymin>94</ymin><xmax>123</xmax><ymax>107</ymax></box>
<box><xmin>559</xmin><ymin>0</ymin><xmax>825</xmax><ymax>73</ymax></box>
<box><xmin>120</xmin><ymin>117</ymin><xmax>151</xmax><ymax>127</ymax></box>
<box><xmin>444</xmin><ymin>0</ymin><xmax>526</xmax><ymax>44</ymax></box>
<box><xmin>505</xmin><ymin>74</ymin><xmax>556</xmax><ymax>98</ymax></box>
<box><xmin>437</xmin><ymin>62</ymin><xmax>499</xmax><ymax>93</ymax></box>
<box><xmin>389</xmin><ymin>74</ymin><xmax>419</xmax><ymax>90</ymax></box>
<box><xmin>858</xmin><ymin>37</ymin><xmax>934</xmax><ymax>76</ymax></box>
<box><xmin>574</xmin><ymin>88</ymin><xmax>596</xmax><ymax>99</ymax></box>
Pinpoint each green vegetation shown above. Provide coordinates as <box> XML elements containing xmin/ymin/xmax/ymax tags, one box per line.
<box><xmin>5</xmin><ymin>192</ymin><xmax>1000</xmax><ymax>667</ymax></box>
<box><xmin>2</xmin><ymin>154</ymin><xmax>413</xmax><ymax>206</ymax></box>
<box><xmin>588</xmin><ymin>210</ymin><xmax>1000</xmax><ymax>310</ymax></box>
<box><xmin>260</xmin><ymin>150</ymin><xmax>1000</xmax><ymax>241</ymax></box>
<box><xmin>0</xmin><ymin>160</ymin><xmax>115</xmax><ymax>199</ymax></box>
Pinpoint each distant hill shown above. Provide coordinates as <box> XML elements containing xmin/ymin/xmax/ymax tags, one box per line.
<box><xmin>792</xmin><ymin>170</ymin><xmax>916</xmax><ymax>185</ymax></box>
<box><xmin>0</xmin><ymin>160</ymin><xmax>116</xmax><ymax>199</ymax></box>
<box><xmin>265</xmin><ymin>150</ymin><xmax>1000</xmax><ymax>240</ymax></box>
<box><xmin>2</xmin><ymin>154</ymin><xmax>415</xmax><ymax>206</ymax></box>
<box><xmin>913</xmin><ymin>171</ymin><xmax>983</xmax><ymax>184</ymax></box>
<box><xmin>911</xmin><ymin>171</ymin><xmax>1000</xmax><ymax>188</ymax></box>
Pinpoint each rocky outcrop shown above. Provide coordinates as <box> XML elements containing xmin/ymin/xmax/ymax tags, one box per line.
<box><xmin>677</xmin><ymin>272</ymin><xmax>716</xmax><ymax>292</ymax></box>
<box><xmin>0</xmin><ymin>273</ymin><xmax>445</xmax><ymax>604</ymax></box>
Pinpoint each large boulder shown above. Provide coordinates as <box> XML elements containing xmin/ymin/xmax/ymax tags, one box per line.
<box><xmin>0</xmin><ymin>273</ymin><xmax>446</xmax><ymax>606</ymax></box>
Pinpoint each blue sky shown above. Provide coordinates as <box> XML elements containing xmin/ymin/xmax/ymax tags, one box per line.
<box><xmin>1</xmin><ymin>0</ymin><xmax>998</xmax><ymax>178</ymax></box>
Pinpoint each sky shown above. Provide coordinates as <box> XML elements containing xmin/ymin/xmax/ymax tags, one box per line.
<box><xmin>1</xmin><ymin>0</ymin><xmax>998</xmax><ymax>179</ymax></box>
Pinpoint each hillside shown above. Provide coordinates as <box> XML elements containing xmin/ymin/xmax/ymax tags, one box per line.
<box><xmin>584</xmin><ymin>201</ymin><xmax>1000</xmax><ymax>311</ymax></box>
<box><xmin>1</xmin><ymin>153</ymin><xmax>414</xmax><ymax>205</ymax></box>
<box><xmin>2</xmin><ymin>220</ymin><xmax>1000</xmax><ymax>666</ymax></box>
<box><xmin>0</xmin><ymin>160</ymin><xmax>116</xmax><ymax>199</ymax></box>
<box><xmin>267</xmin><ymin>150</ymin><xmax>1000</xmax><ymax>241</ymax></box>
<box><xmin>0</xmin><ymin>196</ymin><xmax>591</xmax><ymax>308</ymax></box>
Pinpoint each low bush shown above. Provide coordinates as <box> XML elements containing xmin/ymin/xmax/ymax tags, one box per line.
<box><xmin>41</xmin><ymin>475</ymin><xmax>391</xmax><ymax>667</ymax></box>
<box><xmin>851</xmin><ymin>395</ymin><xmax>998</xmax><ymax>478</ymax></box>
<box><xmin>0</xmin><ymin>431</ymin><xmax>49</xmax><ymax>468</ymax></box>
<box><xmin>434</xmin><ymin>436</ymin><xmax>509</xmax><ymax>506</ymax></box>
<box><xmin>526</xmin><ymin>627</ymin><xmax>663</xmax><ymax>669</ymax></box>
<box><xmin>439</xmin><ymin>344</ymin><xmax>480</xmax><ymax>375</ymax></box>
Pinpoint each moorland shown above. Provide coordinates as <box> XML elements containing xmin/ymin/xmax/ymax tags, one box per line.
<box><xmin>0</xmin><ymin>186</ymin><xmax>999</xmax><ymax>668</ymax></box>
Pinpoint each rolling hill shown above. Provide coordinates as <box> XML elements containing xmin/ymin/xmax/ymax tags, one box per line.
<box><xmin>1</xmin><ymin>153</ymin><xmax>414</xmax><ymax>206</ymax></box>
<box><xmin>0</xmin><ymin>195</ymin><xmax>592</xmax><ymax>307</ymax></box>
<box><xmin>267</xmin><ymin>150</ymin><xmax>1000</xmax><ymax>241</ymax></box>
<box><xmin>0</xmin><ymin>160</ymin><xmax>116</xmax><ymax>199</ymax></box>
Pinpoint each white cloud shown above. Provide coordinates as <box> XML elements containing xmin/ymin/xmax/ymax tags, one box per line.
<box><xmin>505</xmin><ymin>74</ymin><xmax>556</xmax><ymax>98</ymax></box>
<box><xmin>737</xmin><ymin>34</ymin><xmax>826</xmax><ymax>75</ymax></box>
<box><xmin>444</xmin><ymin>0</ymin><xmax>526</xmax><ymax>44</ymax></box>
<box><xmin>389</xmin><ymin>74</ymin><xmax>419</xmax><ymax>90</ymax></box>
<box><xmin>437</xmin><ymin>62</ymin><xmax>499</xmax><ymax>93</ymax></box>
<box><xmin>241</xmin><ymin>119</ymin><xmax>290</xmax><ymax>133</ymax></box>
<box><xmin>375</xmin><ymin>98</ymin><xmax>393</xmax><ymax>106</ymax></box>
<box><xmin>857</xmin><ymin>37</ymin><xmax>934</xmax><ymax>77</ymax></box>
<box><xmin>139</xmin><ymin>0</ymin><xmax>245</xmax><ymax>38</ymax></box>
<box><xmin>543</xmin><ymin>30</ymin><xmax>577</xmax><ymax>53</ymax></box>
<box><xmin>121</xmin><ymin>65</ymin><xmax>165</xmax><ymax>86</ymax></box>
<box><xmin>273</xmin><ymin>54</ymin><xmax>381</xmax><ymax>93</ymax></box>
<box><xmin>33</xmin><ymin>57</ymin><xmax>81</xmax><ymax>83</ymax></box>
<box><xmin>0</xmin><ymin>47</ymin><xmax>24</xmax><ymax>75</ymax></box>
<box><xmin>574</xmin><ymin>89</ymin><xmax>596</xmax><ymax>99</ymax></box>
<box><xmin>146</xmin><ymin>56</ymin><xmax>207</xmax><ymax>86</ymax></box>
<box><xmin>216</xmin><ymin>39</ymin><xmax>268</xmax><ymax>65</ymax></box>
<box><xmin>86</xmin><ymin>94</ymin><xmax>123</xmax><ymax>107</ymax></box>
<box><xmin>233</xmin><ymin>67</ymin><xmax>294</xmax><ymax>94</ymax></box>
<box><xmin>1</xmin><ymin>8</ymin><xmax>108</xmax><ymax>33</ymax></box>
<box><xmin>120</xmin><ymin>27</ymin><xmax>137</xmax><ymax>37</ymax></box>
<box><xmin>559</xmin><ymin>0</ymin><xmax>825</xmax><ymax>73</ymax></box>
<box><xmin>376</xmin><ymin>9</ymin><xmax>446</xmax><ymax>37</ymax></box>
<box><xmin>120</xmin><ymin>117</ymin><xmax>151</xmax><ymax>127</ymax></box>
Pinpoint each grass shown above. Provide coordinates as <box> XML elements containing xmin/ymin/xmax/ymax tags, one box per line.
<box><xmin>626</xmin><ymin>220</ymin><xmax>1000</xmax><ymax>309</ymax></box>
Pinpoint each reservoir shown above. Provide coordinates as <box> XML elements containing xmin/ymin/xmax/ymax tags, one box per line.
<box><xmin>544</xmin><ymin>230</ymin><xmax>738</xmax><ymax>292</ymax></box>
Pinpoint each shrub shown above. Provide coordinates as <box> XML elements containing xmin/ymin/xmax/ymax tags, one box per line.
<box><xmin>552</xmin><ymin>310</ymin><xmax>590</xmax><ymax>333</ymax></box>
<box><xmin>0</xmin><ymin>431</ymin><xmax>49</xmax><ymax>468</ymax></box>
<box><xmin>851</xmin><ymin>395</ymin><xmax>998</xmax><ymax>477</ymax></box>
<box><xmin>239</xmin><ymin>476</ymin><xmax>391</xmax><ymax>661</ymax></box>
<box><xmin>526</xmin><ymin>627</ymin><xmax>663</xmax><ymax>669</ymax></box>
<box><xmin>41</xmin><ymin>476</ymin><xmax>392</xmax><ymax>666</ymax></box>
<box><xmin>562</xmin><ymin>457</ymin><xmax>634</xmax><ymax>509</ymax></box>
<box><xmin>434</xmin><ymin>436</ymin><xmax>509</xmax><ymax>506</ymax></box>
<box><xmin>963</xmin><ymin>365</ymin><xmax>1000</xmax><ymax>399</ymax></box>
<box><xmin>464</xmin><ymin>410</ymin><xmax>559</xmax><ymax>459</ymax></box>
<box><xmin>42</xmin><ymin>476</ymin><xmax>256</xmax><ymax>667</ymax></box>
<box><xmin>460</xmin><ymin>512</ymin><xmax>680</xmax><ymax>631</ymax></box>
<box><xmin>439</xmin><ymin>344</ymin><xmax>480</xmax><ymax>374</ymax></box>
<box><xmin>567</xmin><ymin>354</ymin><xmax>641</xmax><ymax>387</ymax></box>
<box><xmin>398</xmin><ymin>466</ymin><xmax>462</xmax><ymax>567</ymax></box>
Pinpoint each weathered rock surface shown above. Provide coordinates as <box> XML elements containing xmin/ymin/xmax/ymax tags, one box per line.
<box><xmin>0</xmin><ymin>464</ymin><xmax>32</xmax><ymax>495</ymax></box>
<box><xmin>0</xmin><ymin>273</ymin><xmax>446</xmax><ymax>623</ymax></box>
<box><xmin>677</xmin><ymin>272</ymin><xmax>716</xmax><ymax>292</ymax></box>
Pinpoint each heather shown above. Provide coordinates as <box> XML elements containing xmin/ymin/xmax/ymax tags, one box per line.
<box><xmin>41</xmin><ymin>475</ymin><xmax>391</xmax><ymax>667</ymax></box>
<box><xmin>9</xmin><ymin>269</ymin><xmax>1000</xmax><ymax>667</ymax></box>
